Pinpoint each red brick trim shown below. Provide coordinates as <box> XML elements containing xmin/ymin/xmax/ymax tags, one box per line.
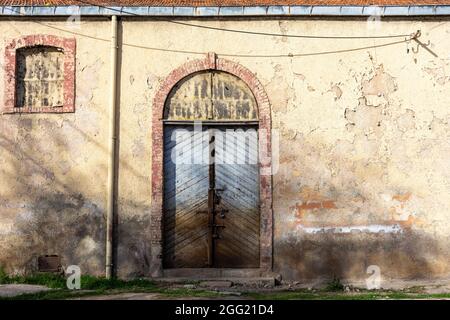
<box><xmin>2</xmin><ymin>34</ymin><xmax>76</xmax><ymax>114</ymax></box>
<box><xmin>150</xmin><ymin>53</ymin><xmax>273</xmax><ymax>277</ymax></box>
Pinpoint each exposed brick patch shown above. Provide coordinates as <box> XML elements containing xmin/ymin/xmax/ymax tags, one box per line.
<box><xmin>296</xmin><ymin>200</ymin><xmax>338</xmax><ymax>211</ymax></box>
<box><xmin>2</xmin><ymin>34</ymin><xmax>76</xmax><ymax>114</ymax></box>
<box><xmin>392</xmin><ymin>192</ymin><xmax>412</xmax><ymax>203</ymax></box>
<box><xmin>150</xmin><ymin>53</ymin><xmax>273</xmax><ymax>276</ymax></box>
<box><xmin>293</xmin><ymin>199</ymin><xmax>423</xmax><ymax>230</ymax></box>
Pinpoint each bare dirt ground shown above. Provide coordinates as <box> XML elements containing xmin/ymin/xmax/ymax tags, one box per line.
<box><xmin>71</xmin><ymin>279</ymin><xmax>450</xmax><ymax>300</ymax></box>
<box><xmin>72</xmin><ymin>292</ymin><xmax>247</xmax><ymax>300</ymax></box>
<box><xmin>2</xmin><ymin>279</ymin><xmax>450</xmax><ymax>300</ymax></box>
<box><xmin>0</xmin><ymin>284</ymin><xmax>51</xmax><ymax>297</ymax></box>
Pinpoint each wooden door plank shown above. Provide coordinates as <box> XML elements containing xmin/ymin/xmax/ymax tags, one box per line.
<box><xmin>214</xmin><ymin>127</ymin><xmax>260</xmax><ymax>268</ymax></box>
<box><xmin>163</xmin><ymin>125</ymin><xmax>210</xmax><ymax>268</ymax></box>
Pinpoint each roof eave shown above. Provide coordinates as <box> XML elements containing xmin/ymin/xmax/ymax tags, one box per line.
<box><xmin>0</xmin><ymin>5</ymin><xmax>450</xmax><ymax>17</ymax></box>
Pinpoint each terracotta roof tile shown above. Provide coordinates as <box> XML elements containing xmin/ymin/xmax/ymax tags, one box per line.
<box><xmin>0</xmin><ymin>1</ymin><xmax>449</xmax><ymax>6</ymax></box>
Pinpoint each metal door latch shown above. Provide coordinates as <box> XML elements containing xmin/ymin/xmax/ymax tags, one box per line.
<box><xmin>209</xmin><ymin>224</ymin><xmax>225</xmax><ymax>228</ymax></box>
<box><xmin>219</xmin><ymin>208</ymin><xmax>229</xmax><ymax>218</ymax></box>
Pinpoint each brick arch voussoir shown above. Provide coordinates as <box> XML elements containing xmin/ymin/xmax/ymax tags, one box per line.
<box><xmin>152</xmin><ymin>55</ymin><xmax>271</xmax><ymax>124</ymax></box>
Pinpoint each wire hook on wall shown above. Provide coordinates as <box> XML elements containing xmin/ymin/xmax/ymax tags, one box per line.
<box><xmin>408</xmin><ymin>30</ymin><xmax>438</xmax><ymax>57</ymax></box>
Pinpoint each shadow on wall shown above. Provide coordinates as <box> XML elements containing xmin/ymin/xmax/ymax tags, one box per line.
<box><xmin>0</xmin><ymin>21</ymin><xmax>154</xmax><ymax>277</ymax></box>
<box><xmin>62</xmin><ymin>120</ymin><xmax>153</xmax><ymax>279</ymax></box>
<box><xmin>275</xmin><ymin>231</ymin><xmax>447</xmax><ymax>282</ymax></box>
<box><xmin>0</xmin><ymin>118</ymin><xmax>105</xmax><ymax>275</ymax></box>
<box><xmin>272</xmin><ymin>129</ymin><xmax>450</xmax><ymax>282</ymax></box>
<box><xmin>0</xmin><ymin>113</ymin><xmax>151</xmax><ymax>277</ymax></box>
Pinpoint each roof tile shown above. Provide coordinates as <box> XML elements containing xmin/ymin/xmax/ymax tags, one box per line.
<box><xmin>0</xmin><ymin>1</ymin><xmax>449</xmax><ymax>7</ymax></box>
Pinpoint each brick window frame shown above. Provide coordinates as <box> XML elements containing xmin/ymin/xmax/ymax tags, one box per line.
<box><xmin>150</xmin><ymin>52</ymin><xmax>273</xmax><ymax>277</ymax></box>
<box><xmin>2</xmin><ymin>35</ymin><xmax>76</xmax><ymax>114</ymax></box>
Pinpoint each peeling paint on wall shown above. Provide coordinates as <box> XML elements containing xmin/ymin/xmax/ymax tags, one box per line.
<box><xmin>297</xmin><ymin>224</ymin><xmax>403</xmax><ymax>234</ymax></box>
<box><xmin>0</xmin><ymin>19</ymin><xmax>450</xmax><ymax>282</ymax></box>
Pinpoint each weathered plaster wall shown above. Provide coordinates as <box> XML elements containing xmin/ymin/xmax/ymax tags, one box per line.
<box><xmin>1</xmin><ymin>17</ymin><xmax>450</xmax><ymax>282</ymax></box>
<box><xmin>0</xmin><ymin>19</ymin><xmax>111</xmax><ymax>275</ymax></box>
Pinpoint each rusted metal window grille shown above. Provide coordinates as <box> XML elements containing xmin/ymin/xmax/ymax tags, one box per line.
<box><xmin>16</xmin><ymin>46</ymin><xmax>64</xmax><ymax>109</ymax></box>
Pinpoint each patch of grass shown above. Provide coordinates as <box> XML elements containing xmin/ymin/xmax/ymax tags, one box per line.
<box><xmin>325</xmin><ymin>276</ymin><xmax>344</xmax><ymax>292</ymax></box>
<box><xmin>0</xmin><ymin>271</ymin><xmax>66</xmax><ymax>289</ymax></box>
<box><xmin>0</xmin><ymin>271</ymin><xmax>161</xmax><ymax>300</ymax></box>
<box><xmin>0</xmin><ymin>272</ymin><xmax>218</xmax><ymax>300</ymax></box>
<box><xmin>79</xmin><ymin>275</ymin><xmax>157</xmax><ymax>290</ymax></box>
<box><xmin>2</xmin><ymin>287</ymin><xmax>224</xmax><ymax>300</ymax></box>
<box><xmin>1</xmin><ymin>286</ymin><xmax>221</xmax><ymax>300</ymax></box>
<box><xmin>10</xmin><ymin>288</ymin><xmax>450</xmax><ymax>301</ymax></box>
<box><xmin>0</xmin><ymin>270</ymin><xmax>157</xmax><ymax>291</ymax></box>
<box><xmin>0</xmin><ymin>267</ymin><xmax>8</xmax><ymax>284</ymax></box>
<box><xmin>1</xmin><ymin>269</ymin><xmax>449</xmax><ymax>300</ymax></box>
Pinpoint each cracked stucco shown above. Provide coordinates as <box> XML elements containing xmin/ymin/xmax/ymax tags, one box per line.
<box><xmin>0</xmin><ymin>18</ymin><xmax>449</xmax><ymax>282</ymax></box>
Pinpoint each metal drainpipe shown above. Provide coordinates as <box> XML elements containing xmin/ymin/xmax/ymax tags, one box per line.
<box><xmin>106</xmin><ymin>15</ymin><xmax>118</xmax><ymax>279</ymax></box>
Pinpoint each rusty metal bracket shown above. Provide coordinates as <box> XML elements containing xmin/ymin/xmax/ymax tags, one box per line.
<box><xmin>209</xmin><ymin>224</ymin><xmax>226</xmax><ymax>228</ymax></box>
<box><xmin>409</xmin><ymin>30</ymin><xmax>438</xmax><ymax>57</ymax></box>
<box><xmin>219</xmin><ymin>208</ymin><xmax>229</xmax><ymax>218</ymax></box>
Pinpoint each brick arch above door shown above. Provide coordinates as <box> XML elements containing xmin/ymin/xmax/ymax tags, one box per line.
<box><xmin>150</xmin><ymin>52</ymin><xmax>272</xmax><ymax>277</ymax></box>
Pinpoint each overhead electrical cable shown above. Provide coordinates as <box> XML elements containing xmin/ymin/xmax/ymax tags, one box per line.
<box><xmin>72</xmin><ymin>0</ymin><xmax>412</xmax><ymax>40</ymax></box>
<box><xmin>1</xmin><ymin>6</ymin><xmax>417</xmax><ymax>58</ymax></box>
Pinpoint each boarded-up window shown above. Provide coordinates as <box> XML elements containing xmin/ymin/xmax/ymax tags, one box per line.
<box><xmin>16</xmin><ymin>46</ymin><xmax>64</xmax><ymax>109</ymax></box>
<box><xmin>164</xmin><ymin>71</ymin><xmax>258</xmax><ymax>121</ymax></box>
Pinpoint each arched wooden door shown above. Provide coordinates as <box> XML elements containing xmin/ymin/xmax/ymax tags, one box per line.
<box><xmin>163</xmin><ymin>71</ymin><xmax>260</xmax><ymax>268</ymax></box>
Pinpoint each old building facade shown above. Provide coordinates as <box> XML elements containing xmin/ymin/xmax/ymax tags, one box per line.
<box><xmin>1</xmin><ymin>1</ymin><xmax>450</xmax><ymax>285</ymax></box>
